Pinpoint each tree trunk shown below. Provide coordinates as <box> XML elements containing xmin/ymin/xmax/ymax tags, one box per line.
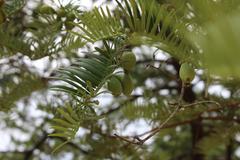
<box><xmin>226</xmin><ymin>139</ymin><xmax>233</xmax><ymax>160</ymax></box>
<box><xmin>190</xmin><ymin>119</ymin><xmax>204</xmax><ymax>160</ymax></box>
<box><xmin>184</xmin><ymin>85</ymin><xmax>204</xmax><ymax>160</ymax></box>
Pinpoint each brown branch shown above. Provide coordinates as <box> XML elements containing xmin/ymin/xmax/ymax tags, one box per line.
<box><xmin>114</xmin><ymin>83</ymin><xmax>185</xmax><ymax>145</ymax></box>
<box><xmin>201</xmin><ymin>116</ymin><xmax>240</xmax><ymax>123</ymax></box>
<box><xmin>114</xmin><ymin>118</ymin><xmax>196</xmax><ymax>145</ymax></box>
<box><xmin>183</xmin><ymin>100</ymin><xmax>221</xmax><ymax>108</ymax></box>
<box><xmin>114</xmin><ymin>114</ymin><xmax>240</xmax><ymax>146</ymax></box>
<box><xmin>114</xmin><ymin>134</ymin><xmax>141</xmax><ymax>145</ymax></box>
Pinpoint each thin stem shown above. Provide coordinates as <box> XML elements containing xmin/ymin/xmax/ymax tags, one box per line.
<box><xmin>51</xmin><ymin>140</ymin><xmax>70</xmax><ymax>154</ymax></box>
<box><xmin>183</xmin><ymin>100</ymin><xmax>221</xmax><ymax>108</ymax></box>
<box><xmin>178</xmin><ymin>82</ymin><xmax>185</xmax><ymax>105</ymax></box>
<box><xmin>139</xmin><ymin>82</ymin><xmax>185</xmax><ymax>143</ymax></box>
<box><xmin>140</xmin><ymin>104</ymin><xmax>181</xmax><ymax>144</ymax></box>
<box><xmin>114</xmin><ymin>134</ymin><xmax>140</xmax><ymax>145</ymax></box>
<box><xmin>114</xmin><ymin>83</ymin><xmax>185</xmax><ymax>145</ymax></box>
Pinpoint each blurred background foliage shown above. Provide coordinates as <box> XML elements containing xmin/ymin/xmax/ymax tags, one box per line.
<box><xmin>0</xmin><ymin>0</ymin><xmax>240</xmax><ymax>160</ymax></box>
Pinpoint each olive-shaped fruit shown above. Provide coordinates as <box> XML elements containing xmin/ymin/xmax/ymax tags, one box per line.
<box><xmin>115</xmin><ymin>75</ymin><xmax>123</xmax><ymax>82</ymax></box>
<box><xmin>107</xmin><ymin>76</ymin><xmax>122</xmax><ymax>96</ymax></box>
<box><xmin>57</xmin><ymin>8</ymin><xmax>66</xmax><ymax>17</ymax></box>
<box><xmin>120</xmin><ymin>52</ymin><xmax>136</xmax><ymax>71</ymax></box>
<box><xmin>179</xmin><ymin>63</ymin><xmax>195</xmax><ymax>83</ymax></box>
<box><xmin>39</xmin><ymin>5</ymin><xmax>55</xmax><ymax>14</ymax></box>
<box><xmin>122</xmin><ymin>74</ymin><xmax>134</xmax><ymax>96</ymax></box>
<box><xmin>67</xmin><ymin>12</ymin><xmax>76</xmax><ymax>21</ymax></box>
<box><xmin>0</xmin><ymin>10</ymin><xmax>5</xmax><ymax>24</ymax></box>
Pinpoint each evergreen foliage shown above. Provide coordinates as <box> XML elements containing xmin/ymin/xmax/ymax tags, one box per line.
<box><xmin>1</xmin><ymin>0</ymin><xmax>240</xmax><ymax>159</ymax></box>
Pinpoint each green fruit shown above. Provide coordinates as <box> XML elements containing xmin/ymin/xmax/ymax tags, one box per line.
<box><xmin>0</xmin><ymin>10</ymin><xmax>5</xmax><ymax>24</ymax></box>
<box><xmin>39</xmin><ymin>5</ymin><xmax>55</xmax><ymax>14</ymax></box>
<box><xmin>67</xmin><ymin>12</ymin><xmax>76</xmax><ymax>21</ymax></box>
<box><xmin>115</xmin><ymin>75</ymin><xmax>123</xmax><ymax>82</ymax></box>
<box><xmin>120</xmin><ymin>52</ymin><xmax>136</xmax><ymax>71</ymax></box>
<box><xmin>122</xmin><ymin>74</ymin><xmax>134</xmax><ymax>96</ymax></box>
<box><xmin>179</xmin><ymin>63</ymin><xmax>195</xmax><ymax>83</ymax></box>
<box><xmin>57</xmin><ymin>8</ymin><xmax>66</xmax><ymax>17</ymax></box>
<box><xmin>107</xmin><ymin>76</ymin><xmax>122</xmax><ymax>96</ymax></box>
<box><xmin>65</xmin><ymin>21</ymin><xmax>75</xmax><ymax>30</ymax></box>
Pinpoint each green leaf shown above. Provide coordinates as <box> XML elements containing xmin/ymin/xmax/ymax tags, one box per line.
<box><xmin>51</xmin><ymin>54</ymin><xmax>114</xmax><ymax>98</ymax></box>
<box><xmin>76</xmin><ymin>6</ymin><xmax>123</xmax><ymax>42</ymax></box>
<box><xmin>191</xmin><ymin>13</ymin><xmax>240</xmax><ymax>78</ymax></box>
<box><xmin>2</xmin><ymin>0</ymin><xmax>25</xmax><ymax>16</ymax></box>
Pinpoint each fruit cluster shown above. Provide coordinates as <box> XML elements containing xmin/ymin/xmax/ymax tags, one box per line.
<box><xmin>107</xmin><ymin>52</ymin><xmax>136</xmax><ymax>96</ymax></box>
<box><xmin>38</xmin><ymin>5</ymin><xmax>76</xmax><ymax>30</ymax></box>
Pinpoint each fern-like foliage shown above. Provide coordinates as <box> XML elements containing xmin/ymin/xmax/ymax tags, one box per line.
<box><xmin>49</xmin><ymin>42</ymin><xmax>120</xmax><ymax>149</ymax></box>
<box><xmin>49</xmin><ymin>106</ymin><xmax>81</xmax><ymax>141</ymax></box>
<box><xmin>73</xmin><ymin>6</ymin><xmax>124</xmax><ymax>43</ymax></box>
<box><xmin>1</xmin><ymin>3</ymin><xmax>87</xmax><ymax>59</ymax></box>
<box><xmin>122</xmin><ymin>100</ymin><xmax>171</xmax><ymax>121</ymax></box>
<box><xmin>0</xmin><ymin>24</ymin><xmax>32</xmax><ymax>57</ymax></box>
<box><xmin>116</xmin><ymin>0</ymin><xmax>197</xmax><ymax>62</ymax></box>
<box><xmin>49</xmin><ymin>104</ymin><xmax>98</xmax><ymax>144</ymax></box>
<box><xmin>51</xmin><ymin>53</ymin><xmax>114</xmax><ymax>100</ymax></box>
<box><xmin>122</xmin><ymin>99</ymin><xmax>222</xmax><ymax>126</ymax></box>
<box><xmin>197</xmin><ymin>125</ymin><xmax>240</xmax><ymax>157</ymax></box>
<box><xmin>48</xmin><ymin>103</ymin><xmax>94</xmax><ymax>152</ymax></box>
<box><xmin>2</xmin><ymin>0</ymin><xmax>25</xmax><ymax>16</ymax></box>
<box><xmin>49</xmin><ymin>104</ymin><xmax>97</xmax><ymax>138</ymax></box>
<box><xmin>25</xmin><ymin>20</ymin><xmax>64</xmax><ymax>59</ymax></box>
<box><xmin>0</xmin><ymin>74</ymin><xmax>47</xmax><ymax>111</ymax></box>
